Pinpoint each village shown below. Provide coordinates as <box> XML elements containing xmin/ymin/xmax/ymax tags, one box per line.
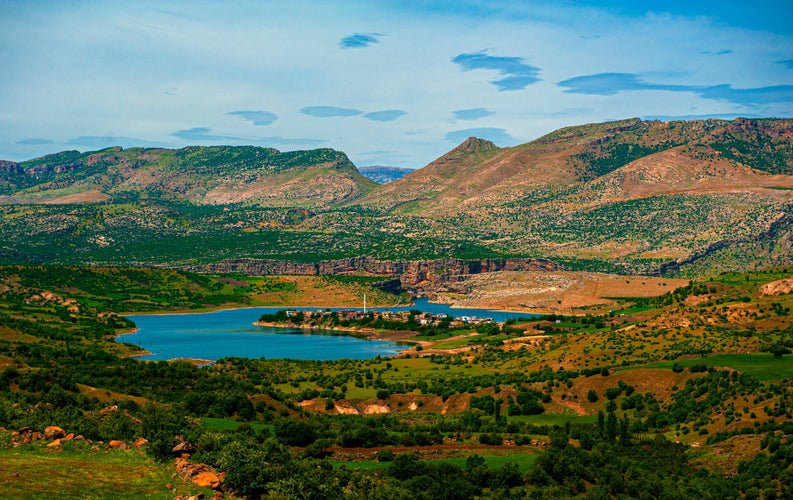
<box><xmin>261</xmin><ymin>307</ymin><xmax>498</xmax><ymax>333</ymax></box>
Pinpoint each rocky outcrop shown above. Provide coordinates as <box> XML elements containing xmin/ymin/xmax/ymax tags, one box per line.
<box><xmin>44</xmin><ymin>425</ymin><xmax>65</xmax><ymax>440</ymax></box>
<box><xmin>175</xmin><ymin>456</ymin><xmax>225</xmax><ymax>491</ymax></box>
<box><xmin>187</xmin><ymin>257</ymin><xmax>559</xmax><ymax>290</ymax></box>
<box><xmin>760</xmin><ymin>277</ymin><xmax>793</xmax><ymax>296</ymax></box>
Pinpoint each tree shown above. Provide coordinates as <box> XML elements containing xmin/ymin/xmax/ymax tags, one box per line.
<box><xmin>274</xmin><ymin>417</ymin><xmax>316</xmax><ymax>447</ymax></box>
<box><xmin>217</xmin><ymin>438</ymin><xmax>294</xmax><ymax>498</ymax></box>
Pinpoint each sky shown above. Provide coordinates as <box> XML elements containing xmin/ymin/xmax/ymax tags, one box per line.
<box><xmin>1</xmin><ymin>0</ymin><xmax>792</xmax><ymax>169</ymax></box>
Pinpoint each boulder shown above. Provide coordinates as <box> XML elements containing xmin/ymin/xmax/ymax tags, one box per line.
<box><xmin>44</xmin><ymin>426</ymin><xmax>65</xmax><ymax>440</ymax></box>
<box><xmin>172</xmin><ymin>441</ymin><xmax>194</xmax><ymax>454</ymax></box>
<box><xmin>109</xmin><ymin>440</ymin><xmax>129</xmax><ymax>450</ymax></box>
<box><xmin>47</xmin><ymin>439</ymin><xmax>61</xmax><ymax>448</ymax></box>
<box><xmin>132</xmin><ymin>437</ymin><xmax>148</xmax><ymax>448</ymax></box>
<box><xmin>193</xmin><ymin>472</ymin><xmax>223</xmax><ymax>489</ymax></box>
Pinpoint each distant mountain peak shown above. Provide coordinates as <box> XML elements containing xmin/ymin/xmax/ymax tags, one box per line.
<box><xmin>454</xmin><ymin>137</ymin><xmax>499</xmax><ymax>154</ymax></box>
<box><xmin>358</xmin><ymin>166</ymin><xmax>414</xmax><ymax>184</ymax></box>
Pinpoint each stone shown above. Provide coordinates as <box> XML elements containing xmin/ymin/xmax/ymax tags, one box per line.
<box><xmin>109</xmin><ymin>440</ymin><xmax>129</xmax><ymax>450</ymax></box>
<box><xmin>47</xmin><ymin>439</ymin><xmax>61</xmax><ymax>448</ymax></box>
<box><xmin>193</xmin><ymin>472</ymin><xmax>222</xmax><ymax>489</ymax></box>
<box><xmin>132</xmin><ymin>437</ymin><xmax>148</xmax><ymax>448</ymax></box>
<box><xmin>44</xmin><ymin>426</ymin><xmax>65</xmax><ymax>440</ymax></box>
<box><xmin>172</xmin><ymin>441</ymin><xmax>194</xmax><ymax>454</ymax></box>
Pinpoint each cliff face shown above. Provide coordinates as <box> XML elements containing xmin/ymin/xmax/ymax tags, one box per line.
<box><xmin>189</xmin><ymin>257</ymin><xmax>558</xmax><ymax>290</ymax></box>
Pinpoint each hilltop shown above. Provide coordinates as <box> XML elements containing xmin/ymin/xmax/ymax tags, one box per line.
<box><xmin>356</xmin><ymin>118</ymin><xmax>793</xmax><ymax>214</ymax></box>
<box><xmin>1</xmin><ymin>117</ymin><xmax>792</xmax><ymax>275</ymax></box>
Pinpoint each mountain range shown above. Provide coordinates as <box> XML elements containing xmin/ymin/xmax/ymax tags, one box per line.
<box><xmin>357</xmin><ymin>166</ymin><xmax>414</xmax><ymax>184</ymax></box>
<box><xmin>2</xmin><ymin>117</ymin><xmax>792</xmax><ymax>276</ymax></box>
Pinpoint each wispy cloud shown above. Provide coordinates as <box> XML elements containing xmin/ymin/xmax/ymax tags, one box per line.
<box><xmin>700</xmin><ymin>49</ymin><xmax>733</xmax><ymax>56</ymax></box>
<box><xmin>255</xmin><ymin>136</ymin><xmax>325</xmax><ymax>147</ymax></box>
<box><xmin>170</xmin><ymin>127</ymin><xmax>324</xmax><ymax>148</ymax></box>
<box><xmin>171</xmin><ymin>127</ymin><xmax>234</xmax><ymax>141</ymax></box>
<box><xmin>778</xmin><ymin>59</ymin><xmax>793</xmax><ymax>69</ymax></box>
<box><xmin>66</xmin><ymin>136</ymin><xmax>163</xmax><ymax>149</ymax></box>
<box><xmin>558</xmin><ymin>73</ymin><xmax>793</xmax><ymax>106</ymax></box>
<box><xmin>17</xmin><ymin>138</ymin><xmax>55</xmax><ymax>145</ymax></box>
<box><xmin>362</xmin><ymin>110</ymin><xmax>407</xmax><ymax>122</ymax></box>
<box><xmin>452</xmin><ymin>50</ymin><xmax>540</xmax><ymax>91</ymax></box>
<box><xmin>227</xmin><ymin>110</ymin><xmax>278</xmax><ymax>126</ymax></box>
<box><xmin>445</xmin><ymin>127</ymin><xmax>516</xmax><ymax>146</ymax></box>
<box><xmin>300</xmin><ymin>106</ymin><xmax>363</xmax><ymax>118</ymax></box>
<box><xmin>557</xmin><ymin>73</ymin><xmax>669</xmax><ymax>95</ymax></box>
<box><xmin>453</xmin><ymin>108</ymin><xmax>493</xmax><ymax>120</ymax></box>
<box><xmin>340</xmin><ymin>32</ymin><xmax>383</xmax><ymax>49</ymax></box>
<box><xmin>698</xmin><ymin>85</ymin><xmax>793</xmax><ymax>105</ymax></box>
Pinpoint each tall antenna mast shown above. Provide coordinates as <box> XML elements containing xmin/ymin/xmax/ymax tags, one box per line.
<box><xmin>363</xmin><ymin>293</ymin><xmax>367</xmax><ymax>314</ymax></box>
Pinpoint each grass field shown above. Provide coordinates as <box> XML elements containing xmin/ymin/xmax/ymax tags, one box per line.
<box><xmin>508</xmin><ymin>413</ymin><xmax>599</xmax><ymax>426</ymax></box>
<box><xmin>332</xmin><ymin>450</ymin><xmax>537</xmax><ymax>473</ymax></box>
<box><xmin>630</xmin><ymin>353</ymin><xmax>793</xmax><ymax>381</ymax></box>
<box><xmin>440</xmin><ymin>452</ymin><xmax>538</xmax><ymax>472</ymax></box>
<box><xmin>0</xmin><ymin>443</ymin><xmax>212</xmax><ymax>499</ymax></box>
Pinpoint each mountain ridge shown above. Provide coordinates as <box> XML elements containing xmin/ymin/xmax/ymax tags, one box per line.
<box><xmin>1</xmin><ymin>117</ymin><xmax>792</xmax><ymax>275</ymax></box>
<box><xmin>0</xmin><ymin>145</ymin><xmax>378</xmax><ymax>208</ymax></box>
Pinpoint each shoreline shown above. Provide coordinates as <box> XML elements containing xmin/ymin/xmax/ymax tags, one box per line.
<box><xmin>118</xmin><ymin>299</ymin><xmax>555</xmax><ymax>319</ymax></box>
<box><xmin>116</xmin><ymin>300</ymin><xmax>416</xmax><ymax>317</ymax></box>
<box><xmin>252</xmin><ymin>320</ymin><xmax>399</xmax><ymax>340</ymax></box>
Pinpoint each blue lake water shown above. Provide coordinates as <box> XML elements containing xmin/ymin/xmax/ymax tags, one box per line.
<box><xmin>117</xmin><ymin>298</ymin><xmax>534</xmax><ymax>362</ymax></box>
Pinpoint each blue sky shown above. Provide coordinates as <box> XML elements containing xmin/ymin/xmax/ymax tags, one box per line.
<box><xmin>1</xmin><ymin>0</ymin><xmax>791</xmax><ymax>168</ymax></box>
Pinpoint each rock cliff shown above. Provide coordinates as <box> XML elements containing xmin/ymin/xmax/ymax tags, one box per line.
<box><xmin>188</xmin><ymin>257</ymin><xmax>559</xmax><ymax>290</ymax></box>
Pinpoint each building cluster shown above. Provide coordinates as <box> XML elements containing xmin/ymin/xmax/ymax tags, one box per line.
<box><xmin>284</xmin><ymin>309</ymin><xmax>494</xmax><ymax>327</ymax></box>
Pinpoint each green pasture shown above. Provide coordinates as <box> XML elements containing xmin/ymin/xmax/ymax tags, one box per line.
<box><xmin>508</xmin><ymin>413</ymin><xmax>599</xmax><ymax>426</ymax></box>
<box><xmin>332</xmin><ymin>449</ymin><xmax>537</xmax><ymax>473</ymax></box>
<box><xmin>632</xmin><ymin>353</ymin><xmax>793</xmax><ymax>381</ymax></box>
<box><xmin>0</xmin><ymin>443</ymin><xmax>212</xmax><ymax>499</ymax></box>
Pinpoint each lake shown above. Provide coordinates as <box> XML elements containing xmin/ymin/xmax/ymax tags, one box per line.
<box><xmin>117</xmin><ymin>298</ymin><xmax>533</xmax><ymax>362</ymax></box>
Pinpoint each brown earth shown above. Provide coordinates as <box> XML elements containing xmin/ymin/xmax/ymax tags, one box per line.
<box><xmin>760</xmin><ymin>277</ymin><xmax>793</xmax><ymax>296</ymax></box>
<box><xmin>428</xmin><ymin>271</ymin><xmax>688</xmax><ymax>314</ymax></box>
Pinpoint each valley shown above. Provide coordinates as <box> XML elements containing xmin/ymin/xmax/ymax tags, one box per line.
<box><xmin>0</xmin><ymin>264</ymin><xmax>792</xmax><ymax>498</ymax></box>
<box><xmin>1</xmin><ymin>117</ymin><xmax>792</xmax><ymax>498</ymax></box>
